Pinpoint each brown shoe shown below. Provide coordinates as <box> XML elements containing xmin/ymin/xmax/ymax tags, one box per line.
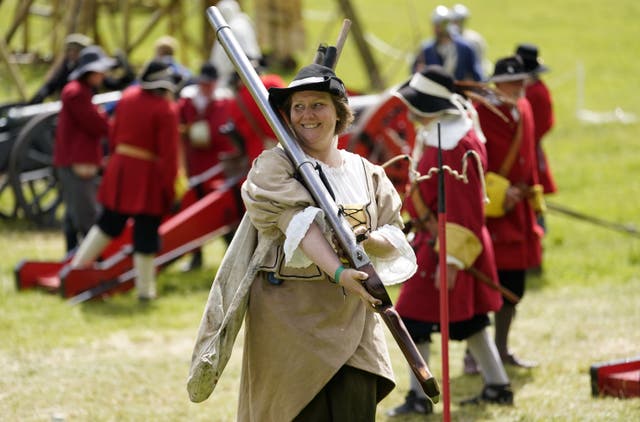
<box><xmin>501</xmin><ymin>353</ymin><xmax>538</xmax><ymax>368</ymax></box>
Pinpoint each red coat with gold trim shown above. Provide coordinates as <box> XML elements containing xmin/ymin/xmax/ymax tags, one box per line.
<box><xmin>526</xmin><ymin>79</ymin><xmax>557</xmax><ymax>193</ymax></box>
<box><xmin>53</xmin><ymin>80</ymin><xmax>109</xmax><ymax>167</ymax></box>
<box><xmin>177</xmin><ymin>95</ymin><xmax>236</xmax><ymax>177</ymax></box>
<box><xmin>228</xmin><ymin>73</ymin><xmax>285</xmax><ymax>163</ymax></box>
<box><xmin>98</xmin><ymin>85</ymin><xmax>179</xmax><ymax>216</ymax></box>
<box><xmin>396</xmin><ymin>128</ymin><xmax>502</xmax><ymax>323</ymax></box>
<box><xmin>476</xmin><ymin>97</ymin><xmax>543</xmax><ymax>270</ymax></box>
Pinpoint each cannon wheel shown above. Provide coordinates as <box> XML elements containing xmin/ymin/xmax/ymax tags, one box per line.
<box><xmin>8</xmin><ymin>111</ymin><xmax>62</xmax><ymax>226</ymax></box>
<box><xmin>0</xmin><ymin>101</ymin><xmax>27</xmax><ymax>219</ymax></box>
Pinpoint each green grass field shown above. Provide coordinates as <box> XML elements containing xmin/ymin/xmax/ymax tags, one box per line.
<box><xmin>1</xmin><ymin>0</ymin><xmax>640</xmax><ymax>420</ymax></box>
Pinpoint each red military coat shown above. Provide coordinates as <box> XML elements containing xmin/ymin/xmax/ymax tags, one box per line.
<box><xmin>396</xmin><ymin>128</ymin><xmax>502</xmax><ymax>323</ymax></box>
<box><xmin>526</xmin><ymin>79</ymin><xmax>557</xmax><ymax>193</ymax></box>
<box><xmin>98</xmin><ymin>85</ymin><xmax>179</xmax><ymax>216</ymax></box>
<box><xmin>228</xmin><ymin>73</ymin><xmax>285</xmax><ymax>163</ymax></box>
<box><xmin>53</xmin><ymin>80</ymin><xmax>109</xmax><ymax>167</ymax></box>
<box><xmin>476</xmin><ymin>97</ymin><xmax>543</xmax><ymax>270</ymax></box>
<box><xmin>177</xmin><ymin>94</ymin><xmax>236</xmax><ymax>177</ymax></box>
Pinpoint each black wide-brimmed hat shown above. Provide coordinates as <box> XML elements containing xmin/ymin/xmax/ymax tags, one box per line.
<box><xmin>268</xmin><ymin>64</ymin><xmax>347</xmax><ymax>109</ymax></box>
<box><xmin>515</xmin><ymin>43</ymin><xmax>549</xmax><ymax>74</ymax></box>
<box><xmin>196</xmin><ymin>62</ymin><xmax>218</xmax><ymax>83</ymax></box>
<box><xmin>488</xmin><ymin>55</ymin><xmax>530</xmax><ymax>83</ymax></box>
<box><xmin>393</xmin><ymin>65</ymin><xmax>458</xmax><ymax>117</ymax></box>
<box><xmin>139</xmin><ymin>59</ymin><xmax>178</xmax><ymax>92</ymax></box>
<box><xmin>68</xmin><ymin>46</ymin><xmax>116</xmax><ymax>80</ymax></box>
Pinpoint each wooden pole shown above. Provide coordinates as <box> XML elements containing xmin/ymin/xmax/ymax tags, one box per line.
<box><xmin>122</xmin><ymin>0</ymin><xmax>130</xmax><ymax>53</ymax></box>
<box><xmin>0</xmin><ymin>36</ymin><xmax>28</xmax><ymax>100</ymax></box>
<box><xmin>335</xmin><ymin>0</ymin><xmax>385</xmax><ymax>91</ymax></box>
<box><xmin>4</xmin><ymin>0</ymin><xmax>34</xmax><ymax>45</ymax></box>
<box><xmin>64</xmin><ymin>0</ymin><xmax>83</xmax><ymax>35</ymax></box>
<box><xmin>126</xmin><ymin>4</ymin><xmax>171</xmax><ymax>55</ymax></box>
<box><xmin>437</xmin><ymin>123</ymin><xmax>451</xmax><ymax>422</ymax></box>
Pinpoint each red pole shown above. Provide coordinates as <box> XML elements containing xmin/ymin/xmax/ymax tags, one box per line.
<box><xmin>437</xmin><ymin>122</ymin><xmax>451</xmax><ymax>421</ymax></box>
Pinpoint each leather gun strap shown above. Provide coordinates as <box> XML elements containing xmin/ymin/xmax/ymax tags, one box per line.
<box><xmin>498</xmin><ymin>113</ymin><xmax>523</xmax><ymax>177</ymax></box>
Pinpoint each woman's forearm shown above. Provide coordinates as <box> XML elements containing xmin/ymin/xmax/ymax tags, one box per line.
<box><xmin>299</xmin><ymin>222</ymin><xmax>342</xmax><ymax>277</ymax></box>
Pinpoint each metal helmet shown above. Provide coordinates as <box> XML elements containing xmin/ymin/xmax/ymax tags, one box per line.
<box><xmin>431</xmin><ymin>5</ymin><xmax>451</xmax><ymax>24</ymax></box>
<box><xmin>451</xmin><ymin>4</ymin><xmax>470</xmax><ymax>22</ymax></box>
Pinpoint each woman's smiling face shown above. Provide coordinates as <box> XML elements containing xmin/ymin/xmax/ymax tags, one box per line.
<box><xmin>289</xmin><ymin>90</ymin><xmax>337</xmax><ymax>154</ymax></box>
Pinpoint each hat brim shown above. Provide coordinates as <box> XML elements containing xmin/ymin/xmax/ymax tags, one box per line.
<box><xmin>268</xmin><ymin>78</ymin><xmax>345</xmax><ymax>109</ymax></box>
<box><xmin>528</xmin><ymin>63</ymin><xmax>549</xmax><ymax>74</ymax></box>
<box><xmin>68</xmin><ymin>57</ymin><xmax>116</xmax><ymax>80</ymax></box>
<box><xmin>489</xmin><ymin>72</ymin><xmax>530</xmax><ymax>83</ymax></box>
<box><xmin>140</xmin><ymin>78</ymin><xmax>177</xmax><ymax>93</ymax></box>
<box><xmin>393</xmin><ymin>79</ymin><xmax>457</xmax><ymax>117</ymax></box>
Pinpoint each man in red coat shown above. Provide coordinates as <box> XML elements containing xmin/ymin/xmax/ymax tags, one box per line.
<box><xmin>53</xmin><ymin>45</ymin><xmax>114</xmax><ymax>253</ymax></box>
<box><xmin>178</xmin><ymin>63</ymin><xmax>237</xmax><ymax>183</ymax></box>
<box><xmin>475</xmin><ymin>55</ymin><xmax>544</xmax><ymax>368</ymax></box>
<box><xmin>388</xmin><ymin>66</ymin><xmax>512</xmax><ymax>416</ymax></box>
<box><xmin>516</xmin><ymin>44</ymin><xmax>556</xmax><ymax>195</ymax></box>
<box><xmin>177</xmin><ymin>62</ymin><xmax>238</xmax><ymax>270</ymax></box>
<box><xmin>71</xmin><ymin>59</ymin><xmax>181</xmax><ymax>301</ymax></box>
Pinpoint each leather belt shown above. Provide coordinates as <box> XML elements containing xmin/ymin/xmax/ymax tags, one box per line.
<box><xmin>115</xmin><ymin>143</ymin><xmax>156</xmax><ymax>161</ymax></box>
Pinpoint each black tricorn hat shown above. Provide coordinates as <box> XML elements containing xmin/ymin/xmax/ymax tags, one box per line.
<box><xmin>515</xmin><ymin>43</ymin><xmax>549</xmax><ymax>74</ymax></box>
<box><xmin>489</xmin><ymin>55</ymin><xmax>530</xmax><ymax>83</ymax></box>
<box><xmin>268</xmin><ymin>64</ymin><xmax>347</xmax><ymax>109</ymax></box>
<box><xmin>68</xmin><ymin>46</ymin><xmax>116</xmax><ymax>81</ymax></box>
<box><xmin>393</xmin><ymin>65</ymin><xmax>459</xmax><ymax>117</ymax></box>
<box><xmin>139</xmin><ymin>59</ymin><xmax>177</xmax><ymax>92</ymax></box>
<box><xmin>196</xmin><ymin>62</ymin><xmax>218</xmax><ymax>83</ymax></box>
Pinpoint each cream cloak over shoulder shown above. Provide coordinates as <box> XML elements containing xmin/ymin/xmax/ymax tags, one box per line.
<box><xmin>188</xmin><ymin>147</ymin><xmax>416</xmax><ymax>421</ymax></box>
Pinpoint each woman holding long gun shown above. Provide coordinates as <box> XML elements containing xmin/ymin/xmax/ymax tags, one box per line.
<box><xmin>222</xmin><ymin>62</ymin><xmax>418</xmax><ymax>421</ymax></box>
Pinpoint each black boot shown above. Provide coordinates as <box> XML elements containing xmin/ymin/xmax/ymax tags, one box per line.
<box><xmin>63</xmin><ymin>213</ymin><xmax>78</xmax><ymax>253</ymax></box>
<box><xmin>460</xmin><ymin>384</ymin><xmax>514</xmax><ymax>406</ymax></box>
<box><xmin>386</xmin><ymin>390</ymin><xmax>433</xmax><ymax>417</ymax></box>
<box><xmin>494</xmin><ymin>302</ymin><xmax>515</xmax><ymax>358</ymax></box>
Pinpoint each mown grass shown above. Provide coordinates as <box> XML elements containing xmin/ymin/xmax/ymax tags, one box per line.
<box><xmin>1</xmin><ymin>0</ymin><xmax>640</xmax><ymax>421</ymax></box>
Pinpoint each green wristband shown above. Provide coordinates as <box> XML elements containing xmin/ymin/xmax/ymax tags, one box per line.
<box><xmin>332</xmin><ymin>265</ymin><xmax>345</xmax><ymax>284</ymax></box>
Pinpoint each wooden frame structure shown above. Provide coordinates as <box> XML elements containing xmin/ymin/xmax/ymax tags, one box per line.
<box><xmin>1</xmin><ymin>0</ymin><xmax>386</xmax><ymax>101</ymax></box>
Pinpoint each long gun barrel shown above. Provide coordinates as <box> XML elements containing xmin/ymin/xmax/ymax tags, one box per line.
<box><xmin>206</xmin><ymin>6</ymin><xmax>440</xmax><ymax>402</ymax></box>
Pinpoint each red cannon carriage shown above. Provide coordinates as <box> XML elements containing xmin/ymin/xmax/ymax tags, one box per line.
<box><xmin>14</xmin><ymin>91</ymin><xmax>414</xmax><ymax>303</ymax></box>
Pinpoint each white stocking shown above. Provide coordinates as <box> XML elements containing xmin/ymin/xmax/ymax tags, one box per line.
<box><xmin>467</xmin><ymin>328</ymin><xmax>509</xmax><ymax>385</ymax></box>
<box><xmin>70</xmin><ymin>226</ymin><xmax>111</xmax><ymax>267</ymax></box>
<box><xmin>134</xmin><ymin>253</ymin><xmax>156</xmax><ymax>300</ymax></box>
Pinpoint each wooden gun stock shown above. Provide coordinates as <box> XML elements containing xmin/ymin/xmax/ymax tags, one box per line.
<box><xmin>207</xmin><ymin>5</ymin><xmax>439</xmax><ymax>403</ymax></box>
<box><xmin>358</xmin><ymin>263</ymin><xmax>440</xmax><ymax>402</ymax></box>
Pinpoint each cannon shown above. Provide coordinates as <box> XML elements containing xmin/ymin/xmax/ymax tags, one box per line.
<box><xmin>0</xmin><ymin>92</ymin><xmax>121</xmax><ymax>226</ymax></box>
<box><xmin>13</xmin><ymin>89</ymin><xmax>415</xmax><ymax>302</ymax></box>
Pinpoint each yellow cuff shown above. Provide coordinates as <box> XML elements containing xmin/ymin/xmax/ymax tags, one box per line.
<box><xmin>485</xmin><ymin>171</ymin><xmax>510</xmax><ymax>218</ymax></box>
<box><xmin>174</xmin><ymin>169</ymin><xmax>189</xmax><ymax>201</ymax></box>
<box><xmin>528</xmin><ymin>184</ymin><xmax>546</xmax><ymax>213</ymax></box>
<box><xmin>434</xmin><ymin>223</ymin><xmax>483</xmax><ymax>269</ymax></box>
